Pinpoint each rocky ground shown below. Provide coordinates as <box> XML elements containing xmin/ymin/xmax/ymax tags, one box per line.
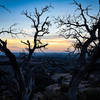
<box><xmin>32</xmin><ymin>71</ymin><xmax>100</xmax><ymax>100</ymax></box>
<box><xmin>0</xmin><ymin>55</ymin><xmax>100</xmax><ymax>100</ymax></box>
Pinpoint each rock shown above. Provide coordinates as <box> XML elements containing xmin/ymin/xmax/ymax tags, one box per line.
<box><xmin>78</xmin><ymin>88</ymin><xmax>100</xmax><ymax>100</ymax></box>
<box><xmin>32</xmin><ymin>66</ymin><xmax>54</xmax><ymax>92</ymax></box>
<box><xmin>45</xmin><ymin>84</ymin><xmax>61</xmax><ymax>96</ymax></box>
<box><xmin>51</xmin><ymin>73</ymin><xmax>72</xmax><ymax>82</ymax></box>
<box><xmin>33</xmin><ymin>92</ymin><xmax>44</xmax><ymax>100</ymax></box>
<box><xmin>44</xmin><ymin>83</ymin><xmax>68</xmax><ymax>100</ymax></box>
<box><xmin>79</xmin><ymin>81</ymin><xmax>90</xmax><ymax>92</ymax></box>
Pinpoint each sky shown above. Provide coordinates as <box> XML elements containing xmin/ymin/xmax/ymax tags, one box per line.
<box><xmin>0</xmin><ymin>0</ymin><xmax>99</xmax><ymax>52</ymax></box>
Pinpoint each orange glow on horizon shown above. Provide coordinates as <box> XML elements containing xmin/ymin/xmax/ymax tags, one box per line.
<box><xmin>3</xmin><ymin>38</ymin><xmax>72</xmax><ymax>52</ymax></box>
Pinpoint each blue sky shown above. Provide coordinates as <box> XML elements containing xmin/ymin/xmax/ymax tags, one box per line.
<box><xmin>0</xmin><ymin>0</ymin><xmax>99</xmax><ymax>52</ymax></box>
<box><xmin>0</xmin><ymin>0</ymin><xmax>99</xmax><ymax>28</ymax></box>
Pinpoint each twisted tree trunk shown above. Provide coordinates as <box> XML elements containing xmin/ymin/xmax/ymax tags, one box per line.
<box><xmin>0</xmin><ymin>39</ymin><xmax>34</xmax><ymax>100</ymax></box>
<box><xmin>68</xmin><ymin>43</ymin><xmax>100</xmax><ymax>100</ymax></box>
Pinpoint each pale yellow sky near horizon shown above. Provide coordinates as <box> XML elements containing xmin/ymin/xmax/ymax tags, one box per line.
<box><xmin>4</xmin><ymin>38</ymin><xmax>72</xmax><ymax>52</ymax></box>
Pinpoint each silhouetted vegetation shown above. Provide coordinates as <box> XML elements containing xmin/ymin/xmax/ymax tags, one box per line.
<box><xmin>0</xmin><ymin>0</ymin><xmax>100</xmax><ymax>100</ymax></box>
<box><xmin>21</xmin><ymin>6</ymin><xmax>51</xmax><ymax>61</ymax></box>
<box><xmin>56</xmin><ymin>0</ymin><xmax>100</xmax><ymax>100</ymax></box>
<box><xmin>0</xmin><ymin>5</ymin><xmax>51</xmax><ymax>100</ymax></box>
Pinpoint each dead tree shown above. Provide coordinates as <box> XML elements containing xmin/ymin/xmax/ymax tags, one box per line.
<box><xmin>55</xmin><ymin>0</ymin><xmax>99</xmax><ymax>66</ymax></box>
<box><xmin>0</xmin><ymin>5</ymin><xmax>35</xmax><ymax>98</ymax></box>
<box><xmin>68</xmin><ymin>19</ymin><xmax>100</xmax><ymax>100</ymax></box>
<box><xmin>0</xmin><ymin>39</ymin><xmax>36</xmax><ymax>100</ymax></box>
<box><xmin>0</xmin><ymin>25</ymin><xmax>34</xmax><ymax>100</ymax></box>
<box><xmin>0</xmin><ymin>3</ymin><xmax>34</xmax><ymax>100</ymax></box>
<box><xmin>0</xmin><ymin>39</ymin><xmax>25</xmax><ymax>100</ymax></box>
<box><xmin>21</xmin><ymin>6</ymin><xmax>51</xmax><ymax>61</ymax></box>
<box><xmin>0</xmin><ymin>6</ymin><xmax>51</xmax><ymax>100</ymax></box>
<box><xmin>0</xmin><ymin>4</ymin><xmax>11</xmax><ymax>13</ymax></box>
<box><xmin>55</xmin><ymin>0</ymin><xmax>100</xmax><ymax>100</ymax></box>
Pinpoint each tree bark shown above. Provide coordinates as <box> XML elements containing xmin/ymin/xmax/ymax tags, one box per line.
<box><xmin>68</xmin><ymin>45</ymin><xmax>100</xmax><ymax>100</ymax></box>
<box><xmin>0</xmin><ymin>44</ymin><xmax>26</xmax><ymax>99</ymax></box>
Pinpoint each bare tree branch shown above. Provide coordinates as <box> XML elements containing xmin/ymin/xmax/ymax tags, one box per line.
<box><xmin>0</xmin><ymin>4</ymin><xmax>11</xmax><ymax>13</ymax></box>
<box><xmin>56</xmin><ymin>1</ymin><xmax>100</xmax><ymax>100</ymax></box>
<box><xmin>22</xmin><ymin>6</ymin><xmax>51</xmax><ymax>61</ymax></box>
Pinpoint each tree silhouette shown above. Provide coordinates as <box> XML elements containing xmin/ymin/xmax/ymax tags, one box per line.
<box><xmin>55</xmin><ymin>0</ymin><xmax>100</xmax><ymax>100</ymax></box>
<box><xmin>0</xmin><ymin>4</ymin><xmax>11</xmax><ymax>13</ymax></box>
<box><xmin>21</xmin><ymin>6</ymin><xmax>51</xmax><ymax>61</ymax></box>
<box><xmin>56</xmin><ymin>0</ymin><xmax>100</xmax><ymax>65</ymax></box>
<box><xmin>0</xmin><ymin>6</ymin><xmax>51</xmax><ymax>100</ymax></box>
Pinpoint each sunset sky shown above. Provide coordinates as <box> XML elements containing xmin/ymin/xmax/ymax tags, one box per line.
<box><xmin>0</xmin><ymin>0</ymin><xmax>99</xmax><ymax>52</ymax></box>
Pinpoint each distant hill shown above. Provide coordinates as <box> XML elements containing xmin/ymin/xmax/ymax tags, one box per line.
<box><xmin>0</xmin><ymin>52</ymin><xmax>78</xmax><ymax>60</ymax></box>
